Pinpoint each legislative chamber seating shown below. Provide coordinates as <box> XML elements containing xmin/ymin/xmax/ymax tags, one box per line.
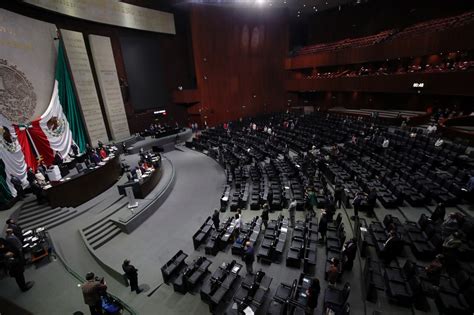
<box><xmin>172</xmin><ymin>256</ymin><xmax>212</xmax><ymax>294</ymax></box>
<box><xmin>227</xmin><ymin>271</ymin><xmax>272</xmax><ymax>314</ymax></box>
<box><xmin>257</xmin><ymin>216</ymin><xmax>288</xmax><ymax>264</ymax></box>
<box><xmin>192</xmin><ymin>216</ymin><xmax>214</xmax><ymax>250</ymax></box>
<box><xmin>231</xmin><ymin>216</ymin><xmax>261</xmax><ymax>256</ymax></box>
<box><xmin>200</xmin><ymin>260</ymin><xmax>243</xmax><ymax>312</ymax></box>
<box><xmin>268</xmin><ymin>275</ymin><xmax>314</xmax><ymax>314</ymax></box>
<box><xmin>205</xmin><ymin>217</ymin><xmax>235</xmax><ymax>256</ymax></box>
<box><xmin>161</xmin><ymin>250</ymin><xmax>188</xmax><ymax>284</ymax></box>
<box><xmin>323</xmin><ymin>282</ymin><xmax>351</xmax><ymax>314</ymax></box>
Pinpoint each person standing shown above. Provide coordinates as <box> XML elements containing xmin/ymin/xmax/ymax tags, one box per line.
<box><xmin>5</xmin><ymin>251</ymin><xmax>33</xmax><ymax>292</ymax></box>
<box><xmin>122</xmin><ymin>259</ymin><xmax>142</xmax><ymax>294</ymax></box>
<box><xmin>342</xmin><ymin>238</ymin><xmax>357</xmax><ymax>271</ymax></box>
<box><xmin>211</xmin><ymin>209</ymin><xmax>220</xmax><ymax>230</ymax></box>
<box><xmin>327</xmin><ymin>257</ymin><xmax>340</xmax><ymax>287</ymax></box>
<box><xmin>334</xmin><ymin>182</ymin><xmax>343</xmax><ymax>209</ymax></box>
<box><xmin>261</xmin><ymin>204</ymin><xmax>269</xmax><ymax>230</ymax></box>
<box><xmin>289</xmin><ymin>198</ymin><xmax>297</xmax><ymax>227</ymax></box>
<box><xmin>6</xmin><ymin>219</ymin><xmax>23</xmax><ymax>242</ymax></box>
<box><xmin>352</xmin><ymin>192</ymin><xmax>365</xmax><ymax>220</ymax></box>
<box><xmin>10</xmin><ymin>175</ymin><xmax>24</xmax><ymax>200</ymax></box>
<box><xmin>319</xmin><ymin>211</ymin><xmax>328</xmax><ymax>242</ymax></box>
<box><xmin>306</xmin><ymin>187</ymin><xmax>317</xmax><ymax>217</ymax></box>
<box><xmin>305</xmin><ymin>278</ymin><xmax>321</xmax><ymax>315</ymax></box>
<box><xmin>234</xmin><ymin>213</ymin><xmax>242</xmax><ymax>233</ymax></box>
<box><xmin>243</xmin><ymin>241</ymin><xmax>255</xmax><ymax>275</ymax></box>
<box><xmin>431</xmin><ymin>203</ymin><xmax>446</xmax><ymax>222</ymax></box>
<box><xmin>267</xmin><ymin>190</ymin><xmax>273</xmax><ymax>210</ymax></box>
<box><xmin>82</xmin><ymin>272</ymin><xmax>107</xmax><ymax>315</ymax></box>
<box><xmin>367</xmin><ymin>189</ymin><xmax>377</xmax><ymax>218</ymax></box>
<box><xmin>5</xmin><ymin>229</ymin><xmax>22</xmax><ymax>255</ymax></box>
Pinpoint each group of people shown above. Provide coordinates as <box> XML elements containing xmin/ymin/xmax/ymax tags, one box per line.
<box><xmin>0</xmin><ymin>219</ymin><xmax>34</xmax><ymax>292</ymax></box>
<box><xmin>81</xmin><ymin>258</ymin><xmax>141</xmax><ymax>315</ymax></box>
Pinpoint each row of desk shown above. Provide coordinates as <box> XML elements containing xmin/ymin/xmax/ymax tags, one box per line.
<box><xmin>44</xmin><ymin>154</ymin><xmax>122</xmax><ymax>208</ymax></box>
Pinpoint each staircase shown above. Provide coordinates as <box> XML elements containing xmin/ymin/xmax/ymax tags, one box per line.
<box><xmin>16</xmin><ymin>200</ymin><xmax>78</xmax><ymax>231</ymax></box>
<box><xmin>81</xmin><ymin>199</ymin><xmax>128</xmax><ymax>250</ymax></box>
<box><xmin>82</xmin><ymin>219</ymin><xmax>122</xmax><ymax>250</ymax></box>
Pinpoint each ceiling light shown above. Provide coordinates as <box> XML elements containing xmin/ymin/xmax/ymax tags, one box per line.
<box><xmin>303</xmin><ymin>4</ymin><xmax>306</xmax><ymax>7</ymax></box>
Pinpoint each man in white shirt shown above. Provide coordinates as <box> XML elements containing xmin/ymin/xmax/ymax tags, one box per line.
<box><xmin>435</xmin><ymin>138</ymin><xmax>444</xmax><ymax>148</ymax></box>
<box><xmin>288</xmin><ymin>199</ymin><xmax>297</xmax><ymax>227</ymax></box>
<box><xmin>234</xmin><ymin>213</ymin><xmax>241</xmax><ymax>232</ymax></box>
<box><xmin>382</xmin><ymin>138</ymin><xmax>389</xmax><ymax>148</ymax></box>
<box><xmin>427</xmin><ymin>123</ymin><xmax>437</xmax><ymax>134</ymax></box>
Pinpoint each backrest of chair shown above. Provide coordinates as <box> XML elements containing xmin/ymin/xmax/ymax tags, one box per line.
<box><xmin>335</xmin><ymin>213</ymin><xmax>342</xmax><ymax>227</ymax></box>
<box><xmin>342</xmin><ymin>282</ymin><xmax>351</xmax><ymax>302</ymax></box>
<box><xmin>342</xmin><ymin>302</ymin><xmax>351</xmax><ymax>315</ymax></box>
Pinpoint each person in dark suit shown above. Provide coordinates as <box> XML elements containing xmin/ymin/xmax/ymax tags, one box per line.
<box><xmin>5</xmin><ymin>251</ymin><xmax>34</xmax><ymax>292</ymax></box>
<box><xmin>82</xmin><ymin>272</ymin><xmax>107</xmax><ymax>315</ymax></box>
<box><xmin>267</xmin><ymin>190</ymin><xmax>273</xmax><ymax>210</ymax></box>
<box><xmin>6</xmin><ymin>219</ymin><xmax>23</xmax><ymax>243</ymax></box>
<box><xmin>53</xmin><ymin>151</ymin><xmax>63</xmax><ymax>166</ymax></box>
<box><xmin>212</xmin><ymin>209</ymin><xmax>220</xmax><ymax>230</ymax></box>
<box><xmin>243</xmin><ymin>241</ymin><xmax>255</xmax><ymax>275</ymax></box>
<box><xmin>431</xmin><ymin>203</ymin><xmax>446</xmax><ymax>222</ymax></box>
<box><xmin>5</xmin><ymin>229</ymin><xmax>22</xmax><ymax>254</ymax></box>
<box><xmin>334</xmin><ymin>182</ymin><xmax>343</xmax><ymax>209</ymax></box>
<box><xmin>380</xmin><ymin>230</ymin><xmax>401</xmax><ymax>264</ymax></box>
<box><xmin>10</xmin><ymin>174</ymin><xmax>24</xmax><ymax>200</ymax></box>
<box><xmin>319</xmin><ymin>211</ymin><xmax>328</xmax><ymax>242</ymax></box>
<box><xmin>342</xmin><ymin>238</ymin><xmax>357</xmax><ymax>271</ymax></box>
<box><xmin>71</xmin><ymin>143</ymin><xmax>79</xmax><ymax>156</ymax></box>
<box><xmin>367</xmin><ymin>189</ymin><xmax>377</xmax><ymax>218</ymax></box>
<box><xmin>305</xmin><ymin>278</ymin><xmax>320</xmax><ymax>315</ymax></box>
<box><xmin>261</xmin><ymin>204</ymin><xmax>269</xmax><ymax>230</ymax></box>
<box><xmin>122</xmin><ymin>260</ymin><xmax>141</xmax><ymax>294</ymax></box>
<box><xmin>26</xmin><ymin>168</ymin><xmax>36</xmax><ymax>185</ymax></box>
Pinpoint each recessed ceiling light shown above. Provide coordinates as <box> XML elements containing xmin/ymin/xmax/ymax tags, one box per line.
<box><xmin>303</xmin><ymin>4</ymin><xmax>306</xmax><ymax>7</ymax></box>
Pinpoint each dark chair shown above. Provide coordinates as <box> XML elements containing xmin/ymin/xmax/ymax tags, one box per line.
<box><xmin>324</xmin><ymin>282</ymin><xmax>350</xmax><ymax>310</ymax></box>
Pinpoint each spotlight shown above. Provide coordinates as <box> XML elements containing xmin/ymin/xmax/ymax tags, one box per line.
<box><xmin>256</xmin><ymin>0</ymin><xmax>266</xmax><ymax>5</ymax></box>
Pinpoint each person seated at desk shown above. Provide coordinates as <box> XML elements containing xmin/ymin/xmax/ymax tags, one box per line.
<box><xmin>99</xmin><ymin>147</ymin><xmax>108</xmax><ymax>160</ymax></box>
<box><xmin>26</xmin><ymin>168</ymin><xmax>36</xmax><ymax>185</ymax></box>
<box><xmin>35</xmin><ymin>170</ymin><xmax>47</xmax><ymax>187</ymax></box>
<box><xmin>89</xmin><ymin>151</ymin><xmax>101</xmax><ymax>165</ymax></box>
<box><xmin>135</xmin><ymin>166</ymin><xmax>143</xmax><ymax>180</ymax></box>
<box><xmin>71</xmin><ymin>143</ymin><xmax>79</xmax><ymax>157</ymax></box>
<box><xmin>53</xmin><ymin>150</ymin><xmax>63</xmax><ymax>166</ymax></box>
<box><xmin>327</xmin><ymin>257</ymin><xmax>340</xmax><ymax>287</ymax></box>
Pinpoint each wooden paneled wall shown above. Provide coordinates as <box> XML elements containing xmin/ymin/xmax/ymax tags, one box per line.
<box><xmin>190</xmin><ymin>5</ymin><xmax>289</xmax><ymax>126</ymax></box>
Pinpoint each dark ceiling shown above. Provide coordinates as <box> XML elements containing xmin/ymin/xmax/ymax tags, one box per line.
<box><xmin>125</xmin><ymin>0</ymin><xmax>370</xmax><ymax>17</ymax></box>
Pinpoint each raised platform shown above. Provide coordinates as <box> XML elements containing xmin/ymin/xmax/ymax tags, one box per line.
<box><xmin>45</xmin><ymin>154</ymin><xmax>122</xmax><ymax>208</ymax></box>
<box><xmin>126</xmin><ymin>128</ymin><xmax>192</xmax><ymax>154</ymax></box>
<box><xmin>78</xmin><ymin>156</ymin><xmax>175</xmax><ymax>285</ymax></box>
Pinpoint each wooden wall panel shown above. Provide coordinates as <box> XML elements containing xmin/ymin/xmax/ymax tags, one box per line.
<box><xmin>287</xmin><ymin>23</ymin><xmax>474</xmax><ymax>69</ymax></box>
<box><xmin>190</xmin><ymin>5</ymin><xmax>288</xmax><ymax>126</ymax></box>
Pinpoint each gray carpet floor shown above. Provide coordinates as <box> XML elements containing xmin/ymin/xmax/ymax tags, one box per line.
<box><xmin>0</xmin><ymin>146</ymin><xmax>470</xmax><ymax>315</ymax></box>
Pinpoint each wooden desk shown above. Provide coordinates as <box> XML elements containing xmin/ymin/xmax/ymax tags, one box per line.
<box><xmin>117</xmin><ymin>167</ymin><xmax>162</xmax><ymax>199</ymax></box>
<box><xmin>45</xmin><ymin>155</ymin><xmax>122</xmax><ymax>208</ymax></box>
